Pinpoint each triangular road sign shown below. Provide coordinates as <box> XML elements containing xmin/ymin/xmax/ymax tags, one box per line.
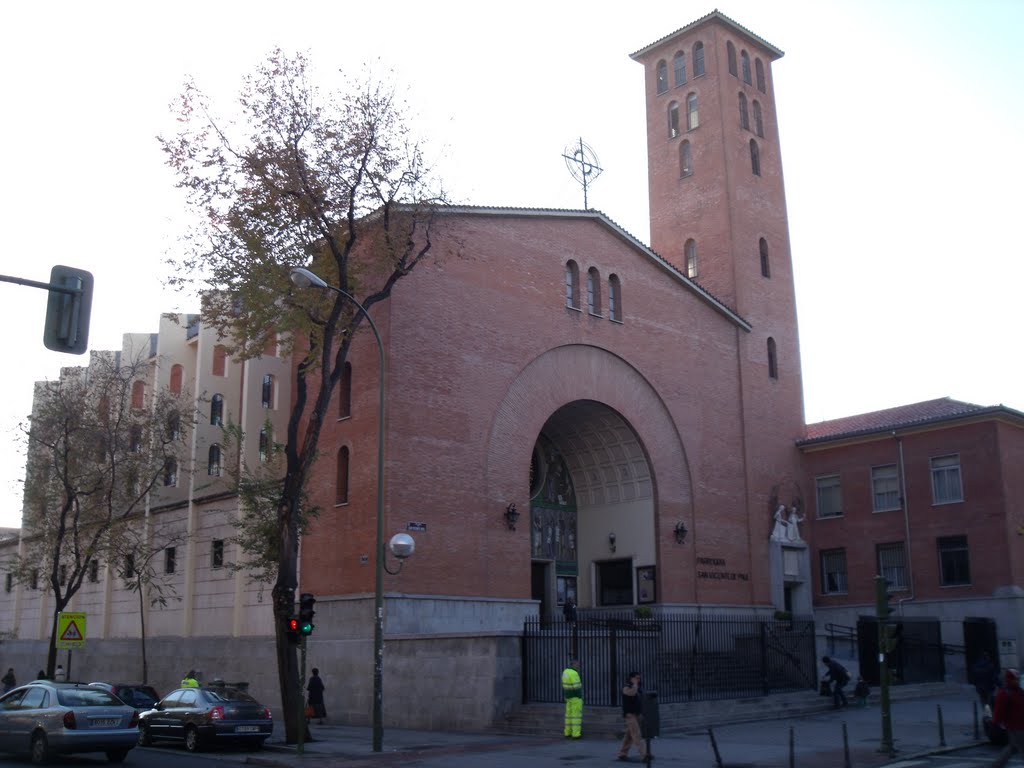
<box><xmin>59</xmin><ymin>620</ymin><xmax>83</xmax><ymax>642</ymax></box>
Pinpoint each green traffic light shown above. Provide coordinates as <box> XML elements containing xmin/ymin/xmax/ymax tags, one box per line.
<box><xmin>301</xmin><ymin>622</ymin><xmax>313</xmax><ymax>635</ymax></box>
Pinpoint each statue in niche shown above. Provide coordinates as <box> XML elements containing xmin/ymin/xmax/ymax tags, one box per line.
<box><xmin>771</xmin><ymin>504</ymin><xmax>789</xmax><ymax>541</ymax></box>
<box><xmin>768</xmin><ymin>482</ymin><xmax>805</xmax><ymax>543</ymax></box>
<box><xmin>786</xmin><ymin>506</ymin><xmax>806</xmax><ymax>542</ymax></box>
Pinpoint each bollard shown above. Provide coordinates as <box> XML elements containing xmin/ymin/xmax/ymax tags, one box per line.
<box><xmin>708</xmin><ymin>727</ymin><xmax>724</xmax><ymax>768</ymax></box>
<box><xmin>973</xmin><ymin>700</ymin><xmax>979</xmax><ymax>741</ymax></box>
<box><xmin>843</xmin><ymin>721</ymin><xmax>852</xmax><ymax>768</ymax></box>
<box><xmin>937</xmin><ymin>704</ymin><xmax>946</xmax><ymax>747</ymax></box>
<box><xmin>789</xmin><ymin>725</ymin><xmax>795</xmax><ymax>768</ymax></box>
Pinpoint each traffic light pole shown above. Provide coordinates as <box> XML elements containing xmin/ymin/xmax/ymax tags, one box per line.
<box><xmin>297</xmin><ymin>635</ymin><xmax>307</xmax><ymax>755</ymax></box>
<box><xmin>875</xmin><ymin>575</ymin><xmax>894</xmax><ymax>756</ymax></box>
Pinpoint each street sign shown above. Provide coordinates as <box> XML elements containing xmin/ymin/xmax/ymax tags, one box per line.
<box><xmin>56</xmin><ymin>612</ymin><xmax>87</xmax><ymax>649</ymax></box>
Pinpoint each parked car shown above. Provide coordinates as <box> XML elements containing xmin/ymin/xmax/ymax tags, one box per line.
<box><xmin>88</xmin><ymin>683</ymin><xmax>161</xmax><ymax>712</ymax></box>
<box><xmin>138</xmin><ymin>685</ymin><xmax>272</xmax><ymax>751</ymax></box>
<box><xmin>0</xmin><ymin>681</ymin><xmax>138</xmax><ymax>764</ymax></box>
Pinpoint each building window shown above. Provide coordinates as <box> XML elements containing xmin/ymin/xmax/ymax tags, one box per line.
<box><xmin>750</xmin><ymin>139</ymin><xmax>761</xmax><ymax>176</ymax></box>
<box><xmin>124</xmin><ymin>554</ymin><xmax>135</xmax><ymax>580</ymax></box>
<box><xmin>169</xmin><ymin>364</ymin><xmax>184</xmax><ymax>395</ymax></box>
<box><xmin>129</xmin><ymin>426</ymin><xmax>143</xmax><ymax>453</ymax></box>
<box><xmin>338</xmin><ymin>362</ymin><xmax>352</xmax><ymax>418</ymax></box>
<box><xmin>668</xmin><ymin>101</ymin><xmax>680</xmax><ymax>138</ymax></box>
<box><xmin>259</xmin><ymin>427</ymin><xmax>270</xmax><ymax>462</ymax></box>
<box><xmin>820</xmin><ymin>549</ymin><xmax>847</xmax><ymax>594</ymax></box>
<box><xmin>753</xmin><ymin>101</ymin><xmax>764</xmax><ymax>137</ymax></box>
<box><xmin>740</xmin><ymin>50</ymin><xmax>752</xmax><ymax>84</ymax></box>
<box><xmin>163</xmin><ymin>458</ymin><xmax>178</xmax><ymax>487</ymax></box>
<box><xmin>727</xmin><ymin>41</ymin><xmax>737</xmax><ymax>76</ymax></box>
<box><xmin>815</xmin><ymin>474</ymin><xmax>842</xmax><ymax>518</ymax></box>
<box><xmin>261</xmin><ymin>374</ymin><xmax>274</xmax><ymax>409</ymax></box>
<box><xmin>938</xmin><ymin>535</ymin><xmax>970</xmax><ymax>586</ymax></box>
<box><xmin>872</xmin><ymin>465</ymin><xmax>900</xmax><ymax>511</ymax></box>
<box><xmin>685</xmin><ymin>239</ymin><xmax>698</xmax><ymax>279</ymax></box>
<box><xmin>693</xmin><ymin>42</ymin><xmax>705</xmax><ymax>76</ymax></box>
<box><xmin>767</xmin><ymin>337</ymin><xmax>778</xmax><ymax>379</ymax></box>
<box><xmin>759</xmin><ymin>238</ymin><xmax>771</xmax><ymax>278</ymax></box>
<box><xmin>673</xmin><ymin>51</ymin><xmax>686</xmax><ymax>85</ymax></box>
<box><xmin>336</xmin><ymin>447</ymin><xmax>349</xmax><ymax>505</ymax></box>
<box><xmin>565</xmin><ymin>260</ymin><xmax>580</xmax><ymax>310</ymax></box>
<box><xmin>656</xmin><ymin>60</ymin><xmax>668</xmax><ymax>94</ymax></box>
<box><xmin>738</xmin><ymin>93</ymin><xmax>749</xmax><ymax>130</ymax></box>
<box><xmin>210</xmin><ymin>394</ymin><xmax>224</xmax><ymax>426</ymax></box>
<box><xmin>211</xmin><ymin>540</ymin><xmax>224</xmax><ymax>569</ymax></box>
<box><xmin>679</xmin><ymin>140</ymin><xmax>693</xmax><ymax>177</ymax></box>
<box><xmin>166</xmin><ymin>412</ymin><xmax>181</xmax><ymax>441</ymax></box>
<box><xmin>877</xmin><ymin>542</ymin><xmax>908</xmax><ymax>590</ymax></box>
<box><xmin>208</xmin><ymin>444</ymin><xmax>222</xmax><ymax>476</ymax></box>
<box><xmin>165</xmin><ymin>547</ymin><xmax>176</xmax><ymax>575</ymax></box>
<box><xmin>4</xmin><ymin>573</ymin><xmax>11</xmax><ymax>593</ymax></box>
<box><xmin>29</xmin><ymin>569</ymin><xmax>38</xmax><ymax>590</ymax></box>
<box><xmin>756</xmin><ymin>59</ymin><xmax>766</xmax><ymax>93</ymax></box>
<box><xmin>88</xmin><ymin>559</ymin><xmax>99</xmax><ymax>583</ymax></box>
<box><xmin>131</xmin><ymin>380</ymin><xmax>145</xmax><ymax>410</ymax></box>
<box><xmin>212</xmin><ymin>345</ymin><xmax>227</xmax><ymax>377</ymax></box>
<box><xmin>608</xmin><ymin>274</ymin><xmax>622</xmax><ymax>322</ymax></box>
<box><xmin>686</xmin><ymin>93</ymin><xmax>698</xmax><ymax>130</ymax></box>
<box><xmin>587</xmin><ymin>267</ymin><xmax>602</xmax><ymax>315</ymax></box>
<box><xmin>930</xmin><ymin>454</ymin><xmax>963</xmax><ymax>505</ymax></box>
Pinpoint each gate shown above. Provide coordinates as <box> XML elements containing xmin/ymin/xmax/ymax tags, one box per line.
<box><xmin>522</xmin><ymin>613</ymin><xmax>817</xmax><ymax>705</ymax></box>
<box><xmin>857</xmin><ymin>615</ymin><xmax>945</xmax><ymax>685</ymax></box>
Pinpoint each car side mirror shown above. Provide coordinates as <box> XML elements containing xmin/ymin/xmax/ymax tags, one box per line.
<box><xmin>154</xmin><ymin>703</ymin><xmax>164</xmax><ymax>711</ymax></box>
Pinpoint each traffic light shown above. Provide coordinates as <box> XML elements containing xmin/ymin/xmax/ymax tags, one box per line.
<box><xmin>285</xmin><ymin>616</ymin><xmax>299</xmax><ymax>645</ymax></box>
<box><xmin>299</xmin><ymin>593</ymin><xmax>316</xmax><ymax>635</ymax></box>
<box><xmin>874</xmin><ymin>575</ymin><xmax>894</xmax><ymax>619</ymax></box>
<box><xmin>881</xmin><ymin>622</ymin><xmax>902</xmax><ymax>653</ymax></box>
<box><xmin>43</xmin><ymin>265</ymin><xmax>93</xmax><ymax>355</ymax></box>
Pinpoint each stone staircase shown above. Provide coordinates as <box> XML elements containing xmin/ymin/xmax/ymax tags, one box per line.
<box><xmin>497</xmin><ymin>682</ymin><xmax>970</xmax><ymax>737</ymax></box>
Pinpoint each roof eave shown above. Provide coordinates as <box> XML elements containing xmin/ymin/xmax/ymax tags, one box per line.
<box><xmin>629</xmin><ymin>10</ymin><xmax>784</xmax><ymax>62</ymax></box>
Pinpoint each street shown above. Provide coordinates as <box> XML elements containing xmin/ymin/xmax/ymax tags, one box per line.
<box><xmin>0</xmin><ymin>744</ymin><xmax>262</xmax><ymax>767</ymax></box>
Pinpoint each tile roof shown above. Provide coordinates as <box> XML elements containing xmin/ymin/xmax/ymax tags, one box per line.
<box><xmin>800</xmin><ymin>397</ymin><xmax>1002</xmax><ymax>444</ymax></box>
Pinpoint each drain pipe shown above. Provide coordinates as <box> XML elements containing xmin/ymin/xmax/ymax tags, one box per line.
<box><xmin>893</xmin><ymin>432</ymin><xmax>915</xmax><ymax>614</ymax></box>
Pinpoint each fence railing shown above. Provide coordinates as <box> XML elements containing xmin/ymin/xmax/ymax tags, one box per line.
<box><xmin>523</xmin><ymin>613</ymin><xmax>817</xmax><ymax>706</ymax></box>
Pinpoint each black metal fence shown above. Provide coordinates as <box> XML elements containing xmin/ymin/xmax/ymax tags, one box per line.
<box><xmin>523</xmin><ymin>613</ymin><xmax>817</xmax><ymax>706</ymax></box>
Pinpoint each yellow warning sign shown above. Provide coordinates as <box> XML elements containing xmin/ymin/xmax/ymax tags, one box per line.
<box><xmin>56</xmin><ymin>612</ymin><xmax>86</xmax><ymax>649</ymax></box>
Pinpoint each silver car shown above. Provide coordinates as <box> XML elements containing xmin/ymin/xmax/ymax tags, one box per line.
<box><xmin>0</xmin><ymin>681</ymin><xmax>138</xmax><ymax>764</ymax></box>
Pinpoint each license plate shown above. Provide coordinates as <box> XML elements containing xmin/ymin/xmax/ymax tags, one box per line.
<box><xmin>235</xmin><ymin>725</ymin><xmax>259</xmax><ymax>733</ymax></box>
<box><xmin>92</xmin><ymin>718</ymin><xmax>120</xmax><ymax>727</ymax></box>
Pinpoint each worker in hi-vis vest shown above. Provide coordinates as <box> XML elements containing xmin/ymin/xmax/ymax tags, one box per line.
<box><xmin>561</xmin><ymin>658</ymin><xmax>583</xmax><ymax>738</ymax></box>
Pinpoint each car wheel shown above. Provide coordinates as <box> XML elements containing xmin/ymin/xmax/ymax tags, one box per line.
<box><xmin>30</xmin><ymin>732</ymin><xmax>49</xmax><ymax>765</ymax></box>
<box><xmin>138</xmin><ymin>724</ymin><xmax>152</xmax><ymax>747</ymax></box>
<box><xmin>106</xmin><ymin>749</ymin><xmax>129</xmax><ymax>764</ymax></box>
<box><xmin>184</xmin><ymin>725</ymin><xmax>200</xmax><ymax>752</ymax></box>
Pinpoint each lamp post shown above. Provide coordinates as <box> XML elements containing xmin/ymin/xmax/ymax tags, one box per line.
<box><xmin>289</xmin><ymin>267</ymin><xmax>387</xmax><ymax>752</ymax></box>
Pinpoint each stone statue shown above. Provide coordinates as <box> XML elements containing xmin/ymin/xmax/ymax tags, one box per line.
<box><xmin>771</xmin><ymin>504</ymin><xmax>789</xmax><ymax>541</ymax></box>
<box><xmin>786</xmin><ymin>505</ymin><xmax>805</xmax><ymax>542</ymax></box>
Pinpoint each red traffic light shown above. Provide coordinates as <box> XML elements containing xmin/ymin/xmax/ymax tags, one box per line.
<box><xmin>288</xmin><ymin>618</ymin><xmax>299</xmax><ymax>632</ymax></box>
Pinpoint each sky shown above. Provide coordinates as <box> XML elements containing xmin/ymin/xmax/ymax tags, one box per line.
<box><xmin>1</xmin><ymin>0</ymin><xmax>1021</xmax><ymax>528</ymax></box>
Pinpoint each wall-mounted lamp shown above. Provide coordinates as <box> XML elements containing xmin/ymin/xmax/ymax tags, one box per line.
<box><xmin>674</xmin><ymin>521</ymin><xmax>688</xmax><ymax>544</ymax></box>
<box><xmin>608</xmin><ymin>532</ymin><xmax>617</xmax><ymax>553</ymax></box>
<box><xmin>383</xmin><ymin>533</ymin><xmax>416</xmax><ymax>575</ymax></box>
<box><xmin>504</xmin><ymin>503</ymin><xmax>520</xmax><ymax>531</ymax></box>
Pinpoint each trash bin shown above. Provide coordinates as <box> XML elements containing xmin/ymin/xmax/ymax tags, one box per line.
<box><xmin>641</xmin><ymin>690</ymin><xmax>659</xmax><ymax>739</ymax></box>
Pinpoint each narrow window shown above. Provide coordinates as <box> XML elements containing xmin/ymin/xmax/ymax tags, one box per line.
<box><xmin>738</xmin><ymin>93</ymin><xmax>749</xmax><ymax>130</ymax></box>
<box><xmin>685</xmin><ymin>240</ymin><xmax>698</xmax><ymax>279</ymax></box>
<box><xmin>673</xmin><ymin>51</ymin><xmax>686</xmax><ymax>85</ymax></box>
<box><xmin>338</xmin><ymin>362</ymin><xmax>352</xmax><ymax>418</ymax></box>
<box><xmin>211</xmin><ymin>540</ymin><xmax>224</xmax><ymax>569</ymax></box>
<box><xmin>938</xmin><ymin>536</ymin><xmax>970</xmax><ymax>586</ymax></box>
<box><xmin>693</xmin><ymin>42</ymin><xmax>705</xmax><ymax>76</ymax></box>
<box><xmin>4</xmin><ymin>573</ymin><xmax>11</xmax><ymax>593</ymax></box>
<box><xmin>767</xmin><ymin>337</ymin><xmax>778</xmax><ymax>379</ymax></box>
<box><xmin>565</xmin><ymin>260</ymin><xmax>581</xmax><ymax>310</ymax></box>
<box><xmin>131</xmin><ymin>380</ymin><xmax>145</xmax><ymax>410</ymax></box>
<box><xmin>124</xmin><ymin>554</ymin><xmax>135</xmax><ymax>580</ymax></box>
<box><xmin>261</xmin><ymin>374</ymin><xmax>274</xmax><ymax>409</ymax></box>
<box><xmin>336</xmin><ymin>447</ymin><xmax>350</xmax><ymax>505</ymax></box>
<box><xmin>259</xmin><ymin>427</ymin><xmax>270</xmax><ymax>462</ymax></box>
<box><xmin>750</xmin><ymin>140</ymin><xmax>761</xmax><ymax>176</ymax></box>
<box><xmin>165</xmin><ymin>547</ymin><xmax>176</xmax><ymax>575</ymax></box>
<box><xmin>930</xmin><ymin>454</ymin><xmax>964</xmax><ymax>504</ymax></box>
<box><xmin>679</xmin><ymin>140</ymin><xmax>693</xmax><ymax>177</ymax></box>
<box><xmin>668</xmin><ymin>101</ymin><xmax>680</xmax><ymax>138</ymax></box>
<box><xmin>130</xmin><ymin>426</ymin><xmax>142</xmax><ymax>453</ymax></box>
<box><xmin>212</xmin><ymin>345</ymin><xmax>227</xmax><ymax>377</ymax></box>
<box><xmin>820</xmin><ymin>549</ymin><xmax>847</xmax><ymax>594</ymax></box>
<box><xmin>755</xmin><ymin>59</ymin><xmax>766</xmax><ymax>93</ymax></box>
<box><xmin>753</xmin><ymin>101</ymin><xmax>764</xmax><ymax>137</ymax></box>
<box><xmin>741</xmin><ymin>51</ymin><xmax>752</xmax><ymax>84</ymax></box>
<box><xmin>727</xmin><ymin>41</ymin><xmax>737</xmax><ymax>76</ymax></box>
<box><xmin>88</xmin><ymin>559</ymin><xmax>99</xmax><ymax>583</ymax></box>
<box><xmin>686</xmin><ymin>93</ymin><xmax>698</xmax><ymax>130</ymax></box>
<box><xmin>759</xmin><ymin>238</ymin><xmax>771</xmax><ymax>278</ymax></box>
<box><xmin>608</xmin><ymin>275</ymin><xmax>622</xmax><ymax>322</ymax></box>
<box><xmin>815</xmin><ymin>474</ymin><xmax>842</xmax><ymax>518</ymax></box>
<box><xmin>871</xmin><ymin>465</ymin><xmax>900</xmax><ymax>511</ymax></box>
<box><xmin>30</xmin><ymin>569</ymin><xmax>38</xmax><ymax>590</ymax></box>
<box><xmin>163</xmin><ymin>458</ymin><xmax>178</xmax><ymax>487</ymax></box>
<box><xmin>166</xmin><ymin>412</ymin><xmax>181</xmax><ymax>441</ymax></box>
<box><xmin>876</xmin><ymin>542</ymin><xmax>908</xmax><ymax>590</ymax></box>
<box><xmin>169</xmin><ymin>364</ymin><xmax>183</xmax><ymax>395</ymax></box>
<box><xmin>210</xmin><ymin>394</ymin><xmax>223</xmax><ymax>426</ymax></box>
<box><xmin>587</xmin><ymin>267</ymin><xmax>602</xmax><ymax>315</ymax></box>
<box><xmin>208</xmin><ymin>444</ymin><xmax>221</xmax><ymax>476</ymax></box>
<box><xmin>656</xmin><ymin>60</ymin><xmax>668</xmax><ymax>94</ymax></box>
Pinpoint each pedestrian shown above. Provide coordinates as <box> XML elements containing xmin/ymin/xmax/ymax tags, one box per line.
<box><xmin>306</xmin><ymin>667</ymin><xmax>326</xmax><ymax>724</ymax></box>
<box><xmin>35</xmin><ymin>670</ymin><xmax>46</xmax><ymax>681</ymax></box>
<box><xmin>1</xmin><ymin>668</ymin><xmax>15</xmax><ymax>692</ymax></box>
<box><xmin>992</xmin><ymin>668</ymin><xmax>1024</xmax><ymax>767</ymax></box>
<box><xmin>561</xmin><ymin>658</ymin><xmax>583</xmax><ymax>738</ymax></box>
<box><xmin>821</xmin><ymin>656</ymin><xmax>849</xmax><ymax>709</ymax></box>
<box><xmin>853</xmin><ymin>676</ymin><xmax>870</xmax><ymax>707</ymax></box>
<box><xmin>180</xmin><ymin>669</ymin><xmax>199</xmax><ymax>688</ymax></box>
<box><xmin>616</xmin><ymin>671</ymin><xmax>648</xmax><ymax>761</ymax></box>
<box><xmin>54</xmin><ymin>664</ymin><xmax>66</xmax><ymax>682</ymax></box>
<box><xmin>973</xmin><ymin>651</ymin><xmax>999</xmax><ymax>706</ymax></box>
<box><xmin>563</xmin><ymin>597</ymin><xmax>577</xmax><ymax>624</ymax></box>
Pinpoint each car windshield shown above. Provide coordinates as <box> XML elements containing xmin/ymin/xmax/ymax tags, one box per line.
<box><xmin>57</xmin><ymin>688</ymin><xmax>122</xmax><ymax>707</ymax></box>
<box><xmin>204</xmin><ymin>687</ymin><xmax>256</xmax><ymax>703</ymax></box>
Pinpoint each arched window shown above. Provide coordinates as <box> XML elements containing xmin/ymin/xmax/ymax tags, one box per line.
<box><xmin>656</xmin><ymin>60</ymin><xmax>668</xmax><ymax>94</ymax></box>
<box><xmin>726</xmin><ymin>41</ymin><xmax>737</xmax><ymax>76</ymax></box>
<box><xmin>673</xmin><ymin>51</ymin><xmax>686</xmax><ymax>86</ymax></box>
<box><xmin>587</xmin><ymin>267</ymin><xmax>602</xmax><ymax>315</ymax></box>
<box><xmin>208</xmin><ymin>444</ymin><xmax>222</xmax><ymax>476</ymax></box>
<box><xmin>166</xmin><ymin>412</ymin><xmax>181</xmax><ymax>441</ymax></box>
<box><xmin>668</xmin><ymin>101</ymin><xmax>680</xmax><ymax>138</ymax></box>
<box><xmin>131</xmin><ymin>380</ymin><xmax>145</xmax><ymax>410</ymax></box>
<box><xmin>686</xmin><ymin>93</ymin><xmax>699</xmax><ymax>130</ymax></box>
<box><xmin>759</xmin><ymin>238</ymin><xmax>771</xmax><ymax>278</ymax></box>
<box><xmin>338</xmin><ymin>362</ymin><xmax>352</xmax><ymax>419</ymax></box>
<box><xmin>169</xmin><ymin>364</ymin><xmax>183</xmax><ymax>395</ymax></box>
<box><xmin>261</xmin><ymin>374</ymin><xmax>274</xmax><ymax>409</ymax></box>
<box><xmin>259</xmin><ymin>427</ymin><xmax>270</xmax><ymax>462</ymax></box>
<box><xmin>750</xmin><ymin>140</ymin><xmax>761</xmax><ymax>176</ymax></box>
<box><xmin>753</xmin><ymin>101</ymin><xmax>764</xmax><ymax>138</ymax></box>
<box><xmin>685</xmin><ymin>240</ymin><xmax>698</xmax><ymax>279</ymax></box>
<box><xmin>210</xmin><ymin>393</ymin><xmax>224</xmax><ymax>426</ymax></box>
<box><xmin>738</xmin><ymin>93</ymin><xmax>749</xmax><ymax>130</ymax></box>
<box><xmin>755</xmin><ymin>59</ymin><xmax>766</xmax><ymax>93</ymax></box>
<box><xmin>336</xmin><ymin>447</ymin><xmax>349</xmax><ymax>505</ymax></box>
<box><xmin>608</xmin><ymin>274</ymin><xmax>622</xmax><ymax>322</ymax></box>
<box><xmin>741</xmin><ymin>51</ymin><xmax>752</xmax><ymax>84</ymax></box>
<box><xmin>163</xmin><ymin>458</ymin><xmax>178</xmax><ymax>487</ymax></box>
<box><xmin>565</xmin><ymin>260</ymin><xmax>580</xmax><ymax>309</ymax></box>
<box><xmin>767</xmin><ymin>337</ymin><xmax>778</xmax><ymax>379</ymax></box>
<box><xmin>679</xmin><ymin>140</ymin><xmax>693</xmax><ymax>177</ymax></box>
<box><xmin>693</xmin><ymin>42</ymin><xmax>705</xmax><ymax>76</ymax></box>
<box><xmin>212</xmin><ymin>345</ymin><xmax>227</xmax><ymax>377</ymax></box>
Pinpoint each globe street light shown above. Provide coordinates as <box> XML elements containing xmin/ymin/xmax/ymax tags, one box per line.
<box><xmin>289</xmin><ymin>266</ymin><xmax>388</xmax><ymax>752</ymax></box>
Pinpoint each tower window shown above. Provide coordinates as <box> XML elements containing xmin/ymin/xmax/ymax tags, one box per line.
<box><xmin>685</xmin><ymin>240</ymin><xmax>698</xmax><ymax>279</ymax></box>
<box><xmin>336</xmin><ymin>446</ymin><xmax>350</xmax><ymax>505</ymax></box>
<box><xmin>131</xmin><ymin>380</ymin><xmax>145</xmax><ymax>410</ymax></box>
<box><xmin>212</xmin><ymin>539</ymin><xmax>224</xmax><ymax>569</ymax></box>
<box><xmin>727</xmin><ymin>41</ymin><xmax>737</xmax><ymax>76</ymax></box>
<box><xmin>673</xmin><ymin>51</ymin><xmax>686</xmax><ymax>86</ymax></box>
<box><xmin>693</xmin><ymin>42</ymin><xmax>705</xmax><ymax>77</ymax></box>
<box><xmin>738</xmin><ymin>93</ymin><xmax>749</xmax><ymax>130</ymax></box>
<box><xmin>767</xmin><ymin>337</ymin><xmax>778</xmax><ymax>379</ymax></box>
<box><xmin>753</xmin><ymin>101</ymin><xmax>764</xmax><ymax>138</ymax></box>
<box><xmin>756</xmin><ymin>59</ymin><xmax>766</xmax><ymax>93</ymax></box>
<box><xmin>169</xmin><ymin>364</ymin><xmax>184</xmax><ymax>395</ymax></box>
<box><xmin>750</xmin><ymin>140</ymin><xmax>761</xmax><ymax>176</ymax></box>
<box><xmin>668</xmin><ymin>101</ymin><xmax>680</xmax><ymax>138</ymax></box>
<box><xmin>587</xmin><ymin>267</ymin><xmax>602</xmax><ymax>315</ymax></box>
<box><xmin>741</xmin><ymin>51</ymin><xmax>752</xmax><ymax>84</ymax></box>
<box><xmin>208</xmin><ymin>444</ymin><xmax>222</xmax><ymax>476</ymax></box>
<box><xmin>338</xmin><ymin>362</ymin><xmax>352</xmax><ymax>419</ymax></box>
<box><xmin>679</xmin><ymin>141</ymin><xmax>693</xmax><ymax>178</ymax></box>
<box><xmin>686</xmin><ymin>93</ymin><xmax>698</xmax><ymax>130</ymax></box>
<box><xmin>608</xmin><ymin>274</ymin><xmax>622</xmax><ymax>322</ymax></box>
<box><xmin>261</xmin><ymin>374</ymin><xmax>275</xmax><ymax>409</ymax></box>
<box><xmin>212</xmin><ymin>345</ymin><xmax>227</xmax><ymax>377</ymax></box>
<box><xmin>759</xmin><ymin>238</ymin><xmax>771</xmax><ymax>278</ymax></box>
<box><xmin>165</xmin><ymin>547</ymin><xmax>176</xmax><ymax>575</ymax></box>
<box><xmin>656</xmin><ymin>60</ymin><xmax>668</xmax><ymax>94</ymax></box>
<box><xmin>259</xmin><ymin>426</ymin><xmax>270</xmax><ymax>462</ymax></box>
<box><xmin>210</xmin><ymin>393</ymin><xmax>224</xmax><ymax>426</ymax></box>
<box><xmin>565</xmin><ymin>260</ymin><xmax>581</xmax><ymax>310</ymax></box>
<box><xmin>163</xmin><ymin>458</ymin><xmax>178</xmax><ymax>487</ymax></box>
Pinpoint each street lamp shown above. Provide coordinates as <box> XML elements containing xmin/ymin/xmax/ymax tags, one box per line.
<box><xmin>289</xmin><ymin>266</ymin><xmax>389</xmax><ymax>752</ymax></box>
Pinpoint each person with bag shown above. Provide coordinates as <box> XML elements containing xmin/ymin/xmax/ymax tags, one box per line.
<box><xmin>616</xmin><ymin>671</ymin><xmax>648</xmax><ymax>761</ymax></box>
<box><xmin>821</xmin><ymin>656</ymin><xmax>849</xmax><ymax>709</ymax></box>
<box><xmin>306</xmin><ymin>667</ymin><xmax>326</xmax><ymax>724</ymax></box>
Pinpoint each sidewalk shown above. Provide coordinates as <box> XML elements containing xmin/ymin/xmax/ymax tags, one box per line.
<box><xmin>229</xmin><ymin>687</ymin><xmax>991</xmax><ymax>768</ymax></box>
